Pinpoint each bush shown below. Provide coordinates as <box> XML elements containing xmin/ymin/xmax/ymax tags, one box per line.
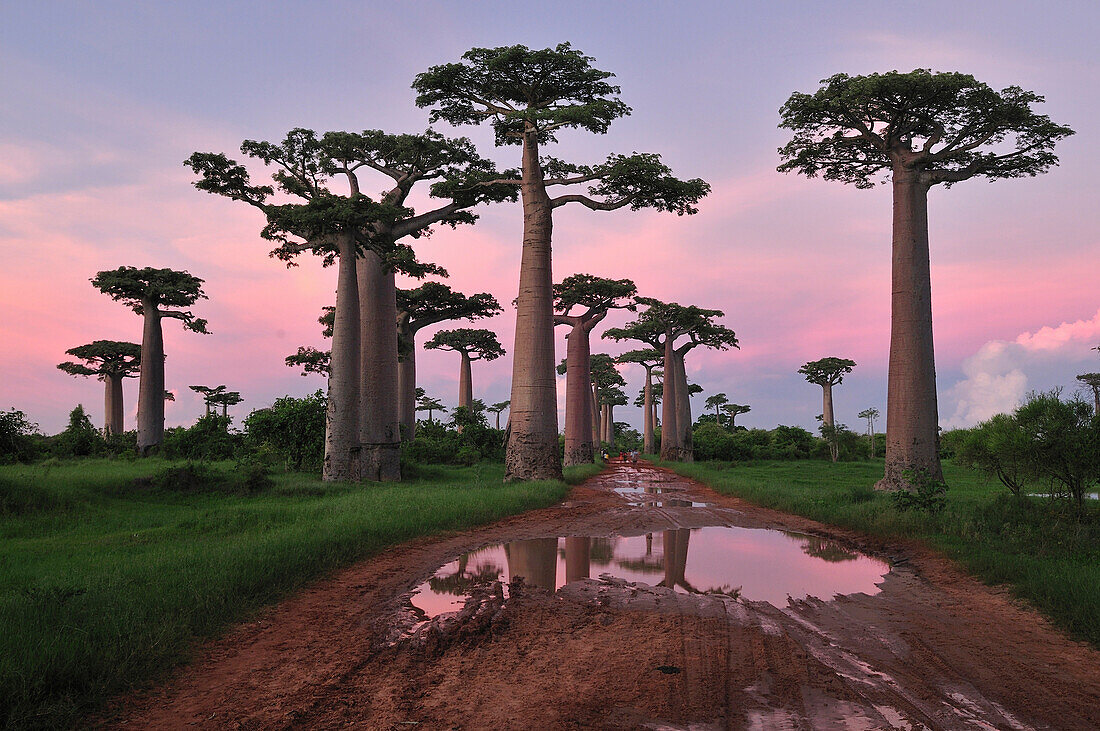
<box><xmin>0</xmin><ymin>408</ymin><xmax>43</xmax><ymax>464</ymax></box>
<box><xmin>244</xmin><ymin>391</ymin><xmax>326</xmax><ymax>472</ymax></box>
<box><xmin>51</xmin><ymin>405</ymin><xmax>105</xmax><ymax>458</ymax></box>
<box><xmin>161</xmin><ymin>416</ymin><xmax>243</xmax><ymax>461</ymax></box>
<box><xmin>892</xmin><ymin>468</ymin><xmax>948</xmax><ymax>514</ymax></box>
<box><xmin>134</xmin><ymin>460</ymin><xmax>273</xmax><ymax>494</ymax></box>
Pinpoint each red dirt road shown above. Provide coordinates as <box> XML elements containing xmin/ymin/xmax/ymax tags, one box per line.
<box><xmin>105</xmin><ymin>463</ymin><xmax>1100</xmax><ymax>729</ymax></box>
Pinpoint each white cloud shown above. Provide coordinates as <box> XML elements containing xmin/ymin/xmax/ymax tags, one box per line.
<box><xmin>943</xmin><ymin>309</ymin><xmax>1100</xmax><ymax>428</ymax></box>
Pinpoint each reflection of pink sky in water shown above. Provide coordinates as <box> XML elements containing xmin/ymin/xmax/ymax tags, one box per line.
<box><xmin>409</xmin><ymin>527</ymin><xmax>889</xmax><ymax>619</ymax></box>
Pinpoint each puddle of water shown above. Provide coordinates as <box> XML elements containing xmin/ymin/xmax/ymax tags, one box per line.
<box><xmin>408</xmin><ymin>527</ymin><xmax>890</xmax><ymax>621</ymax></box>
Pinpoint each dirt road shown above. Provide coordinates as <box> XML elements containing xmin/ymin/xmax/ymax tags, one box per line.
<box><xmin>107</xmin><ymin>463</ymin><xmax>1100</xmax><ymax>729</ymax></box>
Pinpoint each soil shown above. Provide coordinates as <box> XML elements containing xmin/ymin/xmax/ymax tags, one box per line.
<box><xmin>103</xmin><ymin>463</ymin><xmax>1100</xmax><ymax>730</ymax></box>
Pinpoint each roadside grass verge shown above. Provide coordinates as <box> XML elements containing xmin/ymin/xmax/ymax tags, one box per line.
<box><xmin>0</xmin><ymin>458</ymin><xmax>588</xmax><ymax>729</ymax></box>
<box><xmin>663</xmin><ymin>459</ymin><xmax>1100</xmax><ymax>649</ymax></box>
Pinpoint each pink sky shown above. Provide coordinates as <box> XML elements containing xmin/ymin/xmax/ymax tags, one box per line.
<box><xmin>2</xmin><ymin>2</ymin><xmax>1098</xmax><ymax>435</ymax></box>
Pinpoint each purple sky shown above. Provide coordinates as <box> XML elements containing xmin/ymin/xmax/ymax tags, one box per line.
<box><xmin>2</xmin><ymin>1</ymin><xmax>1098</xmax><ymax>435</ymax></box>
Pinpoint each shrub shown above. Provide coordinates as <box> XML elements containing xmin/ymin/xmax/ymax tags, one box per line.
<box><xmin>892</xmin><ymin>468</ymin><xmax>948</xmax><ymax>514</ymax></box>
<box><xmin>244</xmin><ymin>391</ymin><xmax>326</xmax><ymax>472</ymax></box>
<box><xmin>161</xmin><ymin>416</ymin><xmax>242</xmax><ymax>461</ymax></box>
<box><xmin>0</xmin><ymin>408</ymin><xmax>43</xmax><ymax>464</ymax></box>
<box><xmin>52</xmin><ymin>405</ymin><xmax>105</xmax><ymax>458</ymax></box>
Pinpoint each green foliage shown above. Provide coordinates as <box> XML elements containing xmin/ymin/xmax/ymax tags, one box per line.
<box><xmin>798</xmin><ymin>357</ymin><xmax>855</xmax><ymax>387</ymax></box>
<box><xmin>243</xmin><ymin>391</ymin><xmax>326</xmax><ymax>472</ymax></box>
<box><xmin>57</xmin><ymin>340</ymin><xmax>141</xmax><ymax>379</ymax></box>
<box><xmin>399</xmin><ymin>282</ymin><xmax>502</xmax><ymax>332</ymax></box>
<box><xmin>403</xmin><ymin>413</ymin><xmax>505</xmax><ymax>467</ymax></box>
<box><xmin>692</xmin><ymin>423</ymin><xmax>823</xmax><ymax>462</ymax></box>
<box><xmin>423</xmin><ymin>327</ymin><xmax>505</xmax><ymax>360</ymax></box>
<box><xmin>0</xmin><ymin>409</ymin><xmax>43</xmax><ymax>464</ymax></box>
<box><xmin>160</xmin><ymin>416</ymin><xmax>242</xmax><ymax>461</ymax></box>
<box><xmin>553</xmin><ymin>273</ymin><xmax>636</xmax><ymax>316</ymax></box>
<box><xmin>90</xmin><ymin>267</ymin><xmax>209</xmax><ymax>333</ymax></box>
<box><xmin>778</xmin><ymin>69</ymin><xmax>1074</xmax><ymax>189</ymax></box>
<box><xmin>892</xmin><ymin>468</ymin><xmax>949</xmax><ymax>514</ymax></box>
<box><xmin>51</xmin><ymin>405</ymin><xmax>104</xmax><ymax>458</ymax></box>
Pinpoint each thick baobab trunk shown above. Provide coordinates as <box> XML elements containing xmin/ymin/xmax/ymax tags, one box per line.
<box><xmin>505</xmin><ymin>132</ymin><xmax>562</xmax><ymax>481</ymax></box>
<box><xmin>673</xmin><ymin>350</ymin><xmax>694</xmax><ymax>462</ymax></box>
<box><xmin>397</xmin><ymin>319</ymin><xmax>417</xmax><ymax>440</ymax></box>
<box><xmin>659</xmin><ymin>334</ymin><xmax>680</xmax><ymax>461</ymax></box>
<box><xmin>876</xmin><ymin>169</ymin><xmax>943</xmax><ymax>491</ymax></box>
<box><xmin>606</xmin><ymin>403</ymin><xmax>616</xmax><ymax>450</ymax></box>
<box><xmin>822</xmin><ymin>382</ymin><xmax>838</xmax><ymax>462</ymax></box>
<box><xmin>643</xmin><ymin>368</ymin><xmax>654</xmax><ymax>455</ymax></box>
<box><xmin>563</xmin><ymin>324</ymin><xmax>595</xmax><ymax>466</ymax></box>
<box><xmin>591</xmin><ymin>384</ymin><xmax>601</xmax><ymax>448</ymax></box>
<box><xmin>662</xmin><ymin>529</ymin><xmax>690</xmax><ymax>589</ymax></box>
<box><xmin>358</xmin><ymin>254</ymin><xmax>401</xmax><ymax>482</ymax></box>
<box><xmin>458</xmin><ymin>352</ymin><xmax>473</xmax><ymax>409</ymax></box>
<box><xmin>323</xmin><ymin>236</ymin><xmax>360</xmax><ymax>482</ymax></box>
<box><xmin>104</xmin><ymin>373</ymin><xmax>124</xmax><ymax>436</ymax></box>
<box><xmin>136</xmin><ymin>303</ymin><xmax>164</xmax><ymax>455</ymax></box>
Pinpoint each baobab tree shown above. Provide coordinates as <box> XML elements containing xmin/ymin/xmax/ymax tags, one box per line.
<box><xmin>1076</xmin><ymin>374</ymin><xmax>1100</xmax><ymax>415</ymax></box>
<box><xmin>91</xmin><ymin>267</ymin><xmax>208</xmax><ymax>455</ymax></box>
<box><xmin>398</xmin><ymin>283</ymin><xmax>502</xmax><ymax>438</ymax></box>
<box><xmin>416</xmin><ymin>393</ymin><xmax>447</xmax><ymax>424</ymax></box>
<box><xmin>779</xmin><ymin>70</ymin><xmax>1073</xmax><ymax>490</ymax></box>
<box><xmin>188</xmin><ymin>129</ymin><xmax>513</xmax><ymax>482</ymax></box>
<box><xmin>57</xmin><ymin>340</ymin><xmax>141</xmax><ymax>435</ymax></box>
<box><xmin>599</xmin><ymin>386</ymin><xmax>628</xmax><ymax>449</ymax></box>
<box><xmin>424</xmin><ymin>328</ymin><xmax>505</xmax><ymax>409</ymax></box>
<box><xmin>858</xmin><ymin>407</ymin><xmax>881</xmax><ymax>458</ymax></box>
<box><xmin>415</xmin><ymin>43</ymin><xmax>709</xmax><ymax>481</ymax></box>
<box><xmin>799</xmin><ymin>357</ymin><xmax>856</xmax><ymax>462</ymax></box>
<box><xmin>209</xmin><ymin>390</ymin><xmax>243</xmax><ymax>422</ymax></box>
<box><xmin>618</xmin><ymin>348</ymin><xmax>663</xmax><ymax>454</ymax></box>
<box><xmin>722</xmin><ymin>403</ymin><xmax>751</xmax><ymax>429</ymax></box>
<box><xmin>189</xmin><ymin>384</ymin><xmax>227</xmax><ymax>417</ymax></box>
<box><xmin>488</xmin><ymin>400</ymin><xmax>510</xmax><ymax>430</ymax></box>
<box><xmin>606</xmin><ymin>298</ymin><xmax>737</xmax><ymax>462</ymax></box>
<box><xmin>554</xmin><ymin>274</ymin><xmax>636</xmax><ymax>465</ymax></box>
<box><xmin>705</xmin><ymin>393</ymin><xmax>729</xmax><ymax>424</ymax></box>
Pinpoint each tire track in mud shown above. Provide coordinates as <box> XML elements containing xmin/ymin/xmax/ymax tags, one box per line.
<box><xmin>105</xmin><ymin>462</ymin><xmax>1100</xmax><ymax>730</ymax></box>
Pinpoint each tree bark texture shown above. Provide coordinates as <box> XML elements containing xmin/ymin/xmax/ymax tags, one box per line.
<box><xmin>659</xmin><ymin>333</ymin><xmax>680</xmax><ymax>461</ymax></box>
<box><xmin>136</xmin><ymin>304</ymin><xmax>164</xmax><ymax>455</ymax></box>
<box><xmin>358</xmin><ymin>254</ymin><xmax>401</xmax><ymax>482</ymax></box>
<box><xmin>876</xmin><ymin>170</ymin><xmax>944</xmax><ymax>490</ymax></box>
<box><xmin>562</xmin><ymin>323</ymin><xmax>595</xmax><ymax>466</ymax></box>
<box><xmin>397</xmin><ymin>319</ymin><xmax>417</xmax><ymax>440</ymax></box>
<box><xmin>504</xmin><ymin>132</ymin><xmax>562</xmax><ymax>481</ymax></box>
<box><xmin>323</xmin><ymin>235</ymin><xmax>361</xmax><ymax>481</ymax></box>
<box><xmin>104</xmin><ymin>374</ymin><xmax>124</xmax><ymax>436</ymax></box>
<box><xmin>643</xmin><ymin>368</ymin><xmax>654</xmax><ymax>455</ymax></box>
<box><xmin>822</xmin><ymin>382</ymin><xmax>838</xmax><ymax>462</ymax></box>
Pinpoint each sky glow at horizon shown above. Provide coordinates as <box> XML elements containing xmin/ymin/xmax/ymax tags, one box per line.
<box><xmin>1</xmin><ymin>1</ymin><xmax>1098</xmax><ymax>435</ymax></box>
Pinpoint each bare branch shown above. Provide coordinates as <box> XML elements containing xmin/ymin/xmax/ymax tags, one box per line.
<box><xmin>550</xmin><ymin>194</ymin><xmax>630</xmax><ymax>211</ymax></box>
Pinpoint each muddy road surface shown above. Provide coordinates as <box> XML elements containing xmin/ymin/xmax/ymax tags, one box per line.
<box><xmin>108</xmin><ymin>463</ymin><xmax>1100</xmax><ymax>729</ymax></box>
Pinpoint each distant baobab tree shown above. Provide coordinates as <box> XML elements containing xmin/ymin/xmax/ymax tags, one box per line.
<box><xmin>858</xmin><ymin>407</ymin><xmax>881</xmax><ymax>458</ymax></box>
<box><xmin>554</xmin><ymin>274</ymin><xmax>636</xmax><ymax>465</ymax></box>
<box><xmin>1076</xmin><ymin>374</ymin><xmax>1100</xmax><ymax>415</ymax></box>
<box><xmin>57</xmin><ymin>340</ymin><xmax>141</xmax><ymax>435</ymax></box>
<box><xmin>779</xmin><ymin>70</ymin><xmax>1073</xmax><ymax>489</ymax></box>
<box><xmin>487</xmin><ymin>400</ymin><xmax>510</xmax><ymax>430</ymax></box>
<box><xmin>416</xmin><ymin>393</ymin><xmax>447</xmax><ymax>424</ymax></box>
<box><xmin>424</xmin><ymin>329</ymin><xmax>505</xmax><ymax>410</ymax></box>
<box><xmin>619</xmin><ymin>348</ymin><xmax>663</xmax><ymax>454</ymax></box>
<box><xmin>722</xmin><ymin>403</ymin><xmax>751</xmax><ymax>429</ymax></box>
<box><xmin>799</xmin><ymin>358</ymin><xmax>856</xmax><ymax>462</ymax></box>
<box><xmin>705</xmin><ymin>393</ymin><xmax>729</xmax><ymax>424</ymax></box>
<box><xmin>92</xmin><ymin>267</ymin><xmax>209</xmax><ymax>455</ymax></box>
<box><xmin>415</xmin><ymin>43</ymin><xmax>709</xmax><ymax>481</ymax></box>
<box><xmin>189</xmin><ymin>384</ymin><xmax>227</xmax><ymax>417</ymax></box>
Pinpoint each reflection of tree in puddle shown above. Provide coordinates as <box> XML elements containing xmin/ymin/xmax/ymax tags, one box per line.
<box><xmin>795</xmin><ymin>535</ymin><xmax>859</xmax><ymax>563</ymax></box>
<box><xmin>505</xmin><ymin>537</ymin><xmax>558</xmax><ymax>590</ymax></box>
<box><xmin>659</xmin><ymin>529</ymin><xmax>742</xmax><ymax>599</ymax></box>
<box><xmin>427</xmin><ymin>554</ymin><xmax>504</xmax><ymax>595</ymax></box>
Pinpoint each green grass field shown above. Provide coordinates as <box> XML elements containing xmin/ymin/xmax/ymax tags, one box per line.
<box><xmin>665</xmin><ymin>459</ymin><xmax>1100</xmax><ymax>650</ymax></box>
<box><xmin>0</xmin><ymin>459</ymin><xmax>600</xmax><ymax>729</ymax></box>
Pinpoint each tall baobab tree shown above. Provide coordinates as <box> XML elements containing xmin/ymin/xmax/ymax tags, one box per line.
<box><xmin>619</xmin><ymin>348</ymin><xmax>663</xmax><ymax>454</ymax></box>
<box><xmin>91</xmin><ymin>267</ymin><xmax>208</xmax><ymax>455</ymax></box>
<box><xmin>488</xmin><ymin>400</ymin><xmax>510</xmax><ymax>430</ymax></box>
<box><xmin>705</xmin><ymin>393</ymin><xmax>729</xmax><ymax>424</ymax></box>
<box><xmin>722</xmin><ymin>403</ymin><xmax>751</xmax><ymax>429</ymax></box>
<box><xmin>398</xmin><ymin>283</ymin><xmax>502</xmax><ymax>439</ymax></box>
<box><xmin>779</xmin><ymin>70</ymin><xmax>1073</xmax><ymax>489</ymax></box>
<box><xmin>606</xmin><ymin>298</ymin><xmax>737</xmax><ymax>462</ymax></box>
<box><xmin>554</xmin><ymin>274</ymin><xmax>636</xmax><ymax>465</ymax></box>
<box><xmin>424</xmin><ymin>328</ymin><xmax>505</xmax><ymax>409</ymax></box>
<box><xmin>600</xmin><ymin>386</ymin><xmax>628</xmax><ymax>449</ymax></box>
<box><xmin>858</xmin><ymin>407</ymin><xmax>881</xmax><ymax>458</ymax></box>
<box><xmin>1076</xmin><ymin>374</ymin><xmax>1100</xmax><ymax>415</ymax></box>
<box><xmin>189</xmin><ymin>384</ymin><xmax>227</xmax><ymax>417</ymax></box>
<box><xmin>57</xmin><ymin>340</ymin><xmax>141</xmax><ymax>435</ymax></box>
<box><xmin>415</xmin><ymin>43</ymin><xmax>709</xmax><ymax>481</ymax></box>
<box><xmin>416</xmin><ymin>393</ymin><xmax>447</xmax><ymax>424</ymax></box>
<box><xmin>188</xmin><ymin>129</ymin><xmax>512</xmax><ymax>482</ymax></box>
<box><xmin>799</xmin><ymin>358</ymin><xmax>856</xmax><ymax>462</ymax></box>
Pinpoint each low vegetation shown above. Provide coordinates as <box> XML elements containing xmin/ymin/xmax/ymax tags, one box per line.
<box><xmin>0</xmin><ymin>458</ymin><xmax>589</xmax><ymax>729</ymax></box>
<box><xmin>665</xmin><ymin>459</ymin><xmax>1100</xmax><ymax>649</ymax></box>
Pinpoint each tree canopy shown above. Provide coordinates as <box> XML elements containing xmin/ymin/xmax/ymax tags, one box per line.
<box><xmin>778</xmin><ymin>70</ymin><xmax>1074</xmax><ymax>189</ymax></box>
<box><xmin>91</xmin><ymin>267</ymin><xmax>209</xmax><ymax>332</ymax></box>
<box><xmin>424</xmin><ymin>328</ymin><xmax>505</xmax><ymax>360</ymax></box>
<box><xmin>58</xmin><ymin>341</ymin><xmax>141</xmax><ymax>379</ymax></box>
<box><xmin>553</xmin><ymin>274</ymin><xmax>636</xmax><ymax>320</ymax></box>
<box><xmin>798</xmin><ymin>357</ymin><xmax>856</xmax><ymax>387</ymax></box>
<box><xmin>398</xmin><ymin>283</ymin><xmax>502</xmax><ymax>333</ymax></box>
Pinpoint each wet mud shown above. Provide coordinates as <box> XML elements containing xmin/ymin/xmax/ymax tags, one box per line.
<box><xmin>106</xmin><ymin>463</ymin><xmax>1100</xmax><ymax>729</ymax></box>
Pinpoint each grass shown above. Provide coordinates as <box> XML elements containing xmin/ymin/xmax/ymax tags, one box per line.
<box><xmin>663</xmin><ymin>459</ymin><xmax>1100</xmax><ymax>649</ymax></box>
<box><xmin>0</xmin><ymin>458</ymin><xmax>591</xmax><ymax>729</ymax></box>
